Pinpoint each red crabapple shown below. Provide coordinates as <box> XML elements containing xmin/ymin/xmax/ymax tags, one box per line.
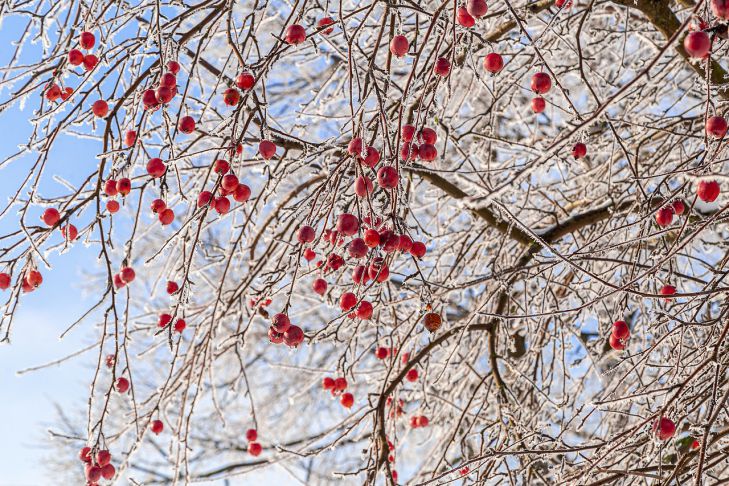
<box><xmin>213</xmin><ymin>159</ymin><xmax>230</xmax><ymax>174</ymax></box>
<box><xmin>706</xmin><ymin>116</ymin><xmax>727</xmax><ymax>139</ymax></box>
<box><xmin>113</xmin><ymin>274</ymin><xmax>125</xmax><ymax>289</ymax></box>
<box><xmin>654</xmin><ymin>417</ymin><xmax>676</xmax><ymax>440</ymax></box>
<box><xmin>406</xmin><ymin>368</ymin><xmax>419</xmax><ymax>382</ymax></box>
<box><xmin>173</xmin><ymin>318</ymin><xmax>185</xmax><ymax>331</ymax></box>
<box><xmin>142</xmin><ymin>89</ymin><xmax>159</xmax><ymax>110</ymax></box>
<box><xmin>92</xmin><ymin>100</ymin><xmax>109</xmax><ymax>117</ymax></box>
<box><xmin>233</xmin><ymin>184</ymin><xmax>251</xmax><ymax>203</ymax></box>
<box><xmin>155</xmin><ymin>86</ymin><xmax>173</xmax><ymax>103</ymax></box>
<box><xmin>340</xmin><ymin>392</ymin><xmax>354</xmax><ymax>408</ymax></box>
<box><xmin>336</xmin><ymin>213</ymin><xmax>359</xmax><ymax>236</ymax></box>
<box><xmin>124</xmin><ymin>130</ymin><xmax>136</xmax><ymax>147</ymax></box>
<box><xmin>368</xmin><ymin>259</ymin><xmax>390</xmax><ymax>282</ymax></box>
<box><xmin>398</xmin><ymin>235</ymin><xmax>413</xmax><ymax>252</ymax></box>
<box><xmin>86</xmin><ymin>465</ymin><xmax>102</xmax><ymax>482</ymax></box>
<box><xmin>101</xmin><ymin>464</ymin><xmax>116</xmax><ymax>480</ymax></box>
<box><xmin>531</xmin><ymin>72</ymin><xmax>552</xmax><ymax>94</ymax></box>
<box><xmin>222</xmin><ymin>174</ymin><xmax>239</xmax><ymax>192</ymax></box>
<box><xmin>104</xmin><ymin>179</ymin><xmax>118</xmax><ymax>196</ymax></box>
<box><xmin>348</xmin><ymin>237</ymin><xmax>368</xmax><ymax>258</ymax></box>
<box><xmin>96</xmin><ymin>450</ymin><xmax>111</xmax><ymax>466</ymax></box>
<box><xmin>684</xmin><ymin>31</ymin><xmax>711</xmax><ymax>58</ymax></box>
<box><xmin>400</xmin><ymin>141</ymin><xmax>418</xmax><ymax>161</ymax></box>
<box><xmin>117</xmin><ymin>178</ymin><xmax>132</xmax><ymax>196</ymax></box>
<box><xmin>167</xmin><ymin>60</ymin><xmax>181</xmax><ymax>74</ymax></box>
<box><xmin>283</xmin><ymin>325</ymin><xmax>304</xmax><ymax>347</ymax></box>
<box><xmin>246</xmin><ymin>428</ymin><xmax>258</xmax><ymax>441</ymax></box>
<box><xmin>434</xmin><ymin>57</ymin><xmax>451</xmax><ymax>77</ymax></box>
<box><xmin>45</xmin><ymin>83</ymin><xmax>61</xmax><ymax>101</ymax></box>
<box><xmin>236</xmin><ymin>72</ymin><xmax>255</xmax><ymax>90</ymax></box>
<box><xmin>356</xmin><ymin>301</ymin><xmax>373</xmax><ymax>319</ymax></box>
<box><xmin>334</xmin><ymin>377</ymin><xmax>348</xmax><ymax>392</ymax></box>
<box><xmin>0</xmin><ymin>273</ymin><xmax>10</xmax><ymax>290</ymax></box>
<box><xmin>377</xmin><ymin>166</ymin><xmax>399</xmax><ymax>189</ymax></box>
<box><xmin>197</xmin><ymin>191</ymin><xmax>213</xmax><ymax>207</ymax></box>
<box><xmin>303</xmin><ymin>248</ymin><xmax>316</xmax><ymax>261</ymax></box>
<box><xmin>697</xmin><ymin>180</ymin><xmax>720</xmax><ymax>202</ymax></box>
<box><xmin>166</xmin><ymin>281</ymin><xmax>179</xmax><ymax>294</ymax></box>
<box><xmin>423</xmin><ymin>312</ymin><xmax>442</xmax><ymax>332</ymax></box>
<box><xmin>26</xmin><ymin>270</ymin><xmax>43</xmax><ymax>288</ymax></box>
<box><xmin>79</xmin><ymin>446</ymin><xmax>92</xmax><ymax>463</ymax></box>
<box><xmin>159</xmin><ymin>208</ymin><xmax>175</xmax><ymax>225</ymax></box>
<box><xmin>120</xmin><ymin>266</ymin><xmax>135</xmax><ymax>283</ymax></box>
<box><xmin>417</xmin><ymin>415</ymin><xmax>429</xmax><ymax>427</ymax></box>
<box><xmin>259</xmin><ymin>139</ymin><xmax>277</xmax><ymax>159</ymax></box>
<box><xmin>375</xmin><ymin>346</ymin><xmax>389</xmax><ymax>359</ymax></box>
<box><xmin>611</xmin><ymin>320</ymin><xmax>630</xmax><ymax>340</ymax></box>
<box><xmin>390</xmin><ymin>35</ymin><xmax>409</xmax><ymax>57</ymax></box>
<box><xmin>401</xmin><ymin>124</ymin><xmax>416</xmax><ymax>142</ymax></box>
<box><xmin>655</xmin><ymin>206</ymin><xmax>673</xmax><ymax>227</ymax></box>
<box><xmin>179</xmin><ymin>116</ymin><xmax>196</xmax><ymax>134</ymax></box>
<box><xmin>68</xmin><ymin>49</ymin><xmax>84</xmax><ymax>65</ymax></box>
<box><xmin>418</xmin><ymin>127</ymin><xmax>437</xmax><ymax>144</ymax></box>
<box><xmin>609</xmin><ymin>333</ymin><xmax>626</xmax><ymax>351</ymax></box>
<box><xmin>571</xmin><ymin>142</ymin><xmax>587</xmax><ymax>159</ymax></box>
<box><xmin>115</xmin><ymin>377</ymin><xmax>130</xmax><ymax>393</ymax></box>
<box><xmin>352</xmin><ymin>265</ymin><xmax>371</xmax><ymax>285</ymax></box>
<box><xmin>82</xmin><ymin>54</ymin><xmax>98</xmax><ymax>71</ymax></box>
<box><xmin>146</xmin><ymin>158</ymin><xmax>166</xmax><ymax>178</ymax></box>
<box><xmin>271</xmin><ymin>313</ymin><xmax>291</xmax><ymax>333</ymax></box>
<box><xmin>672</xmin><ymin>199</ymin><xmax>685</xmax><ymax>215</ymax></box>
<box><xmin>79</xmin><ymin>31</ymin><xmax>95</xmax><ymax>49</ymax></box>
<box><xmin>61</xmin><ymin>224</ymin><xmax>78</xmax><ymax>241</ymax></box>
<box><xmin>285</xmin><ymin>24</ymin><xmax>307</xmax><ymax>44</ymax></box>
<box><xmin>214</xmin><ymin>196</ymin><xmax>231</xmax><ymax>214</ymax></box>
<box><xmin>660</xmin><ymin>285</ymin><xmax>677</xmax><ymax>300</ymax></box>
<box><xmin>364</xmin><ymin>229</ymin><xmax>380</xmax><ymax>247</ymax></box>
<box><xmin>160</xmin><ymin>72</ymin><xmax>176</xmax><ymax>88</ymax></box>
<box><xmin>298</xmin><ymin>225</ymin><xmax>316</xmax><ymax>243</ymax></box>
<box><xmin>151</xmin><ymin>419</ymin><xmax>164</xmax><ymax>434</ymax></box>
<box><xmin>313</xmin><ymin>278</ymin><xmax>327</xmax><ymax>295</ymax></box>
<box><xmin>484</xmin><ymin>53</ymin><xmax>504</xmax><ymax>73</ymax></box>
<box><xmin>354</xmin><ymin>176</ymin><xmax>374</xmax><ymax>197</ymax></box>
<box><xmin>158</xmin><ymin>313</ymin><xmax>172</xmax><ymax>328</ymax></box>
<box><xmin>457</xmin><ymin>7</ymin><xmax>476</xmax><ymax>27</ymax></box>
<box><xmin>248</xmin><ymin>442</ymin><xmax>262</xmax><ymax>456</ymax></box>
<box><xmin>223</xmin><ymin>88</ymin><xmax>240</xmax><ymax>106</ymax></box>
<box><xmin>531</xmin><ymin>96</ymin><xmax>546</xmax><ymax>113</ymax></box>
<box><xmin>42</xmin><ymin>208</ymin><xmax>60</xmax><ymax>226</ymax></box>
<box><xmin>418</xmin><ymin>144</ymin><xmax>437</xmax><ymax>161</ymax></box>
<box><xmin>268</xmin><ymin>327</ymin><xmax>284</xmax><ymax>344</ymax></box>
<box><xmin>348</xmin><ymin>137</ymin><xmax>363</xmax><ymax>156</ymax></box>
<box><xmin>467</xmin><ymin>0</ymin><xmax>488</xmax><ymax>17</ymax></box>
<box><xmin>317</xmin><ymin>17</ymin><xmax>335</xmax><ymax>34</ymax></box>
<box><xmin>361</xmin><ymin>146</ymin><xmax>381</xmax><ymax>167</ymax></box>
<box><xmin>340</xmin><ymin>292</ymin><xmax>357</xmax><ymax>311</ymax></box>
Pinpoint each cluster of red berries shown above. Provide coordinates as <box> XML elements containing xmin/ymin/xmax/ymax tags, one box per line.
<box><xmin>386</xmin><ymin>396</ymin><xmax>405</xmax><ymax>418</ymax></box>
<box><xmin>79</xmin><ymin>446</ymin><xmax>115</xmax><ymax>484</ymax></box>
<box><xmin>112</xmin><ymin>266</ymin><xmax>135</xmax><ymax>290</ymax></box>
<box><xmin>246</xmin><ymin>429</ymin><xmax>262</xmax><ymax>457</ymax></box>
<box><xmin>456</xmin><ymin>0</ymin><xmax>488</xmax><ymax>28</ymax></box>
<box><xmin>267</xmin><ymin>313</ymin><xmax>304</xmax><ymax>347</ymax></box>
<box><xmin>608</xmin><ymin>320</ymin><xmax>630</xmax><ymax>351</ymax></box>
<box><xmin>142</xmin><ymin>60</ymin><xmax>181</xmax><ymax>110</ymax></box>
<box><xmin>322</xmin><ymin>376</ymin><xmax>354</xmax><ymax>408</ymax></box>
<box><xmin>395</xmin><ymin>124</ymin><xmax>440</xmax><ymax>164</ymax></box>
<box><xmin>195</xmin><ymin>159</ymin><xmax>252</xmax><ymax>217</ymax></box>
<box><xmin>409</xmin><ymin>414</ymin><xmax>430</xmax><ymax>428</ymax></box>
<box><xmin>654</xmin><ymin>417</ymin><xmax>676</xmax><ymax>441</ymax></box>
<box><xmin>158</xmin><ymin>311</ymin><xmax>186</xmax><ymax>333</ymax></box>
<box><xmin>0</xmin><ymin>270</ymin><xmax>44</xmax><ymax>294</ymax></box>
<box><xmin>103</xmin><ymin>177</ymin><xmax>132</xmax><ymax>214</ymax></box>
<box><xmin>47</xmin><ymin>31</ymin><xmax>98</xmax><ymax>102</ymax></box>
<box><xmin>655</xmin><ymin>199</ymin><xmax>686</xmax><ymax>228</ymax></box>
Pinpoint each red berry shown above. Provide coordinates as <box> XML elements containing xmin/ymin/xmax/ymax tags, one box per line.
<box><xmin>672</xmin><ymin>199</ymin><xmax>686</xmax><ymax>216</ymax></box>
<box><xmin>401</xmin><ymin>124</ymin><xmax>416</xmax><ymax>142</ymax></box>
<box><xmin>406</xmin><ymin>368</ymin><xmax>419</xmax><ymax>382</ymax></box>
<box><xmin>233</xmin><ymin>184</ymin><xmax>251</xmax><ymax>203</ymax></box>
<box><xmin>303</xmin><ymin>248</ymin><xmax>316</xmax><ymax>261</ymax></box>
<box><xmin>334</xmin><ymin>377</ymin><xmax>347</xmax><ymax>391</ymax></box>
<box><xmin>179</xmin><ymin>116</ymin><xmax>196</xmax><ymax>134</ymax></box>
<box><xmin>167</xmin><ymin>60</ymin><xmax>181</xmax><ymax>74</ymax></box>
<box><xmin>223</xmin><ymin>88</ymin><xmax>240</xmax><ymax>106</ymax></box>
<box><xmin>117</xmin><ymin>178</ymin><xmax>132</xmax><ymax>196</ymax></box>
<box><xmin>298</xmin><ymin>225</ymin><xmax>316</xmax><ymax>243</ymax></box>
<box><xmin>571</xmin><ymin>142</ymin><xmax>587</xmax><ymax>159</ymax></box>
<box><xmin>285</xmin><ymin>24</ymin><xmax>307</xmax><ymax>45</ymax></box>
<box><xmin>155</xmin><ymin>86</ymin><xmax>173</xmax><ymax>104</ymax></box>
<box><xmin>611</xmin><ymin>320</ymin><xmax>630</xmax><ymax>340</ymax></box>
<box><xmin>660</xmin><ymin>284</ymin><xmax>677</xmax><ymax>300</ymax></box>
<box><xmin>167</xmin><ymin>281</ymin><xmax>179</xmax><ymax>294</ymax></box>
<box><xmin>684</xmin><ymin>31</ymin><xmax>711</xmax><ymax>58</ymax></box>
<box><xmin>198</xmin><ymin>191</ymin><xmax>213</xmax><ymax>207</ymax></box>
<box><xmin>322</xmin><ymin>377</ymin><xmax>335</xmax><ymax>390</ymax></box>
<box><xmin>400</xmin><ymin>141</ymin><xmax>418</xmax><ymax>161</ymax></box>
<box><xmin>609</xmin><ymin>333</ymin><xmax>626</xmax><ymax>351</ymax></box>
<box><xmin>222</xmin><ymin>174</ymin><xmax>239</xmax><ymax>192</ymax></box>
<box><xmin>712</xmin><ymin>0</ymin><xmax>729</xmax><ymax>18</ymax></box>
<box><xmin>655</xmin><ymin>206</ymin><xmax>673</xmax><ymax>227</ymax></box>
<box><xmin>377</xmin><ymin>166</ymin><xmax>399</xmax><ymax>189</ymax></box>
<box><xmin>159</xmin><ymin>208</ymin><xmax>175</xmax><ymax>225</ymax></box>
<box><xmin>268</xmin><ymin>327</ymin><xmax>284</xmax><ymax>344</ymax></box>
<box><xmin>45</xmin><ymin>83</ymin><xmax>61</xmax><ymax>101</ymax></box>
<box><xmin>354</xmin><ymin>176</ymin><xmax>374</xmax><ymax>197</ymax></box>
<box><xmin>364</xmin><ymin>229</ymin><xmax>380</xmax><ymax>247</ymax></box>
<box><xmin>0</xmin><ymin>273</ymin><xmax>10</xmax><ymax>290</ymax></box>
<box><xmin>283</xmin><ymin>325</ymin><xmax>304</xmax><ymax>347</ymax></box>
<box><xmin>160</xmin><ymin>72</ymin><xmax>177</xmax><ymax>88</ymax></box>
<box><xmin>654</xmin><ymin>417</ymin><xmax>676</xmax><ymax>440</ymax></box>
<box><xmin>697</xmin><ymin>180</ymin><xmax>720</xmax><ymax>203</ymax></box>
<box><xmin>68</xmin><ymin>49</ymin><xmax>84</xmax><ymax>65</ymax></box>
<box><xmin>348</xmin><ymin>237</ymin><xmax>368</xmax><ymax>258</ymax></box>
<box><xmin>317</xmin><ymin>17</ymin><xmax>335</xmax><ymax>34</ymax></box>
<box><xmin>352</xmin><ymin>265</ymin><xmax>371</xmax><ymax>285</ymax></box>
<box><xmin>484</xmin><ymin>53</ymin><xmax>504</xmax><ymax>73</ymax></box>
<box><xmin>151</xmin><ymin>199</ymin><xmax>166</xmax><ymax>214</ymax></box>
<box><xmin>259</xmin><ymin>139</ymin><xmax>277</xmax><ymax>159</ymax></box>
<box><xmin>531</xmin><ymin>96</ymin><xmax>546</xmax><ymax>113</ymax></box>
<box><xmin>457</xmin><ymin>7</ymin><xmax>476</xmax><ymax>27</ymax></box>
<box><xmin>61</xmin><ymin>224</ymin><xmax>78</xmax><ymax>241</ymax></box>
<box><xmin>248</xmin><ymin>442</ymin><xmax>262</xmax><ymax>456</ymax></box>
<box><xmin>42</xmin><ymin>208</ymin><xmax>60</xmax><ymax>226</ymax></box>
<box><xmin>340</xmin><ymin>292</ymin><xmax>357</xmax><ymax>311</ymax></box>
<box><xmin>86</xmin><ymin>465</ymin><xmax>102</xmax><ymax>482</ymax></box>
<box><xmin>214</xmin><ymin>196</ymin><xmax>231</xmax><ymax>214</ymax></box>
<box><xmin>120</xmin><ymin>266</ymin><xmax>135</xmax><ymax>283</ymax></box>
<box><xmin>213</xmin><ymin>159</ymin><xmax>230</xmax><ymax>174</ymax></box>
<box><xmin>173</xmin><ymin>318</ymin><xmax>185</xmax><ymax>333</ymax></box>
<box><xmin>158</xmin><ymin>313</ymin><xmax>173</xmax><ymax>328</ymax></box>
<box><xmin>79</xmin><ymin>446</ymin><xmax>92</xmax><ymax>463</ymax></box>
<box><xmin>115</xmin><ymin>377</ymin><xmax>130</xmax><ymax>393</ymax></box>
<box><xmin>146</xmin><ymin>158</ymin><xmax>166</xmax><ymax>178</ymax></box>
<box><xmin>361</xmin><ymin>146</ymin><xmax>381</xmax><ymax>167</ymax></box>
<box><xmin>82</xmin><ymin>54</ymin><xmax>98</xmax><ymax>71</ymax></box>
<box><xmin>390</xmin><ymin>35</ymin><xmax>409</xmax><ymax>57</ymax></box>
<box><xmin>124</xmin><ymin>130</ymin><xmax>137</xmax><ymax>147</ymax></box>
<box><xmin>706</xmin><ymin>116</ymin><xmax>727</xmax><ymax>139</ymax></box>
<box><xmin>398</xmin><ymin>235</ymin><xmax>413</xmax><ymax>252</ymax></box>
<box><xmin>531</xmin><ymin>72</ymin><xmax>552</xmax><ymax>94</ymax></box>
<box><xmin>271</xmin><ymin>313</ymin><xmax>291</xmax><ymax>333</ymax></box>
<box><xmin>356</xmin><ymin>301</ymin><xmax>373</xmax><ymax>320</ymax></box>
<box><xmin>467</xmin><ymin>0</ymin><xmax>488</xmax><ymax>18</ymax></box>
<box><xmin>246</xmin><ymin>428</ymin><xmax>258</xmax><ymax>442</ymax></box>
<box><xmin>92</xmin><ymin>99</ymin><xmax>109</xmax><ymax>118</ymax></box>
<box><xmin>336</xmin><ymin>213</ymin><xmax>359</xmax><ymax>236</ymax></box>
<box><xmin>96</xmin><ymin>449</ymin><xmax>111</xmax><ymax>467</ymax></box>
<box><xmin>348</xmin><ymin>137</ymin><xmax>363</xmax><ymax>156</ymax></box>
<box><xmin>418</xmin><ymin>144</ymin><xmax>437</xmax><ymax>162</ymax></box>
<box><xmin>434</xmin><ymin>57</ymin><xmax>451</xmax><ymax>77</ymax></box>
<box><xmin>236</xmin><ymin>72</ymin><xmax>255</xmax><ymax>90</ymax></box>
<box><xmin>340</xmin><ymin>392</ymin><xmax>354</xmax><ymax>408</ymax></box>
<box><xmin>79</xmin><ymin>31</ymin><xmax>96</xmax><ymax>49</ymax></box>
<box><xmin>151</xmin><ymin>419</ymin><xmax>164</xmax><ymax>434</ymax></box>
<box><xmin>375</xmin><ymin>346</ymin><xmax>389</xmax><ymax>359</ymax></box>
<box><xmin>101</xmin><ymin>463</ymin><xmax>116</xmax><ymax>480</ymax></box>
<box><xmin>143</xmin><ymin>89</ymin><xmax>159</xmax><ymax>110</ymax></box>
<box><xmin>417</xmin><ymin>415</ymin><xmax>429</xmax><ymax>427</ymax></box>
<box><xmin>423</xmin><ymin>312</ymin><xmax>442</xmax><ymax>332</ymax></box>
<box><xmin>368</xmin><ymin>259</ymin><xmax>390</xmax><ymax>283</ymax></box>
